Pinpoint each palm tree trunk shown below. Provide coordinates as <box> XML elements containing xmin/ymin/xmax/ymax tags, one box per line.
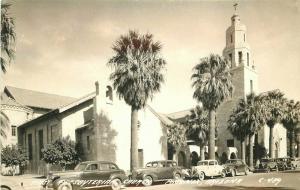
<box><xmin>298</xmin><ymin>142</ymin><xmax>300</xmax><ymax>158</ymax></box>
<box><xmin>130</xmin><ymin>107</ymin><xmax>139</xmax><ymax>171</ymax></box>
<box><xmin>290</xmin><ymin>129</ymin><xmax>295</xmax><ymax>157</ymax></box>
<box><xmin>249</xmin><ymin>134</ymin><xmax>254</xmax><ymax>169</ymax></box>
<box><xmin>269</xmin><ymin>125</ymin><xmax>275</xmax><ymax>158</ymax></box>
<box><xmin>241</xmin><ymin>139</ymin><xmax>246</xmax><ymax>163</ymax></box>
<box><xmin>208</xmin><ymin>110</ymin><xmax>215</xmax><ymax>160</ymax></box>
<box><xmin>200</xmin><ymin>144</ymin><xmax>205</xmax><ymax>161</ymax></box>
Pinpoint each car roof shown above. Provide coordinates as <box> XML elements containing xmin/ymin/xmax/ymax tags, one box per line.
<box><xmin>80</xmin><ymin>161</ymin><xmax>116</xmax><ymax>164</ymax></box>
<box><xmin>227</xmin><ymin>159</ymin><xmax>241</xmax><ymax>161</ymax></box>
<box><xmin>148</xmin><ymin>160</ymin><xmax>176</xmax><ymax>163</ymax></box>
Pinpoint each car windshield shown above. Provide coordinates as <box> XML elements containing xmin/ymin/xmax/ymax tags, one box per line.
<box><xmin>226</xmin><ymin>160</ymin><xmax>237</xmax><ymax>164</ymax></box>
<box><xmin>198</xmin><ymin>161</ymin><xmax>208</xmax><ymax>166</ymax></box>
<box><xmin>74</xmin><ymin>163</ymin><xmax>88</xmax><ymax>171</ymax></box>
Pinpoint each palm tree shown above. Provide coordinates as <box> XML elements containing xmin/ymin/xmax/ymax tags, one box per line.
<box><xmin>0</xmin><ymin>110</ymin><xmax>10</xmax><ymax>147</ymax></box>
<box><xmin>191</xmin><ymin>54</ymin><xmax>233</xmax><ymax>159</ymax></box>
<box><xmin>186</xmin><ymin>105</ymin><xmax>209</xmax><ymax>161</ymax></box>
<box><xmin>228</xmin><ymin>93</ymin><xmax>265</xmax><ymax>168</ymax></box>
<box><xmin>1</xmin><ymin>2</ymin><xmax>16</xmax><ymax>73</ymax></box>
<box><xmin>108</xmin><ymin>30</ymin><xmax>166</xmax><ymax>170</ymax></box>
<box><xmin>166</xmin><ymin>122</ymin><xmax>187</xmax><ymax>154</ymax></box>
<box><xmin>262</xmin><ymin>90</ymin><xmax>286</xmax><ymax>158</ymax></box>
<box><xmin>282</xmin><ymin>100</ymin><xmax>300</xmax><ymax>158</ymax></box>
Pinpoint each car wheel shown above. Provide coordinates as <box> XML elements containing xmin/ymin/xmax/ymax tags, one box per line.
<box><xmin>221</xmin><ymin>170</ymin><xmax>226</xmax><ymax>178</ymax></box>
<box><xmin>275</xmin><ymin>166</ymin><xmax>279</xmax><ymax>172</ymax></box>
<box><xmin>111</xmin><ymin>178</ymin><xmax>122</xmax><ymax>190</ymax></box>
<box><xmin>266</xmin><ymin>167</ymin><xmax>270</xmax><ymax>173</ymax></box>
<box><xmin>198</xmin><ymin>172</ymin><xmax>205</xmax><ymax>181</ymax></box>
<box><xmin>57</xmin><ymin>181</ymin><xmax>72</xmax><ymax>190</ymax></box>
<box><xmin>142</xmin><ymin>175</ymin><xmax>153</xmax><ymax>186</ymax></box>
<box><xmin>244</xmin><ymin>168</ymin><xmax>249</xmax><ymax>175</ymax></box>
<box><xmin>230</xmin><ymin>169</ymin><xmax>235</xmax><ymax>177</ymax></box>
<box><xmin>174</xmin><ymin>173</ymin><xmax>181</xmax><ymax>180</ymax></box>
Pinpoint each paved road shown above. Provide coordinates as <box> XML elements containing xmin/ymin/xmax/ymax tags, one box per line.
<box><xmin>1</xmin><ymin>170</ymin><xmax>300</xmax><ymax>190</ymax></box>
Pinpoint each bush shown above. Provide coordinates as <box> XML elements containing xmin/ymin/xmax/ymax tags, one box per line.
<box><xmin>1</xmin><ymin>145</ymin><xmax>27</xmax><ymax>175</ymax></box>
<box><xmin>42</xmin><ymin>136</ymin><xmax>80</xmax><ymax>170</ymax></box>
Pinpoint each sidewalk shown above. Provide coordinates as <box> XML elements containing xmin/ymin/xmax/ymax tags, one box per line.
<box><xmin>0</xmin><ymin>174</ymin><xmax>46</xmax><ymax>190</ymax></box>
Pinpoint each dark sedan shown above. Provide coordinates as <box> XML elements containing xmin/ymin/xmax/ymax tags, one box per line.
<box><xmin>224</xmin><ymin>159</ymin><xmax>249</xmax><ymax>177</ymax></box>
<box><xmin>41</xmin><ymin>161</ymin><xmax>127</xmax><ymax>190</ymax></box>
<box><xmin>132</xmin><ymin>160</ymin><xmax>186</xmax><ymax>186</ymax></box>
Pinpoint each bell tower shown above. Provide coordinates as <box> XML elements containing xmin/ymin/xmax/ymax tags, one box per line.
<box><xmin>222</xmin><ymin>4</ymin><xmax>258</xmax><ymax>99</ymax></box>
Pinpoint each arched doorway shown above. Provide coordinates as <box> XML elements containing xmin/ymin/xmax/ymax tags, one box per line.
<box><xmin>190</xmin><ymin>151</ymin><xmax>199</xmax><ymax>166</ymax></box>
<box><xmin>230</xmin><ymin>152</ymin><xmax>237</xmax><ymax>159</ymax></box>
<box><xmin>220</xmin><ymin>152</ymin><xmax>228</xmax><ymax>164</ymax></box>
<box><xmin>178</xmin><ymin>151</ymin><xmax>187</xmax><ymax>167</ymax></box>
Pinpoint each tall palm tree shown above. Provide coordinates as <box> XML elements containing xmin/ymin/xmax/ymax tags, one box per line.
<box><xmin>282</xmin><ymin>100</ymin><xmax>300</xmax><ymax>158</ymax></box>
<box><xmin>262</xmin><ymin>90</ymin><xmax>286</xmax><ymax>158</ymax></box>
<box><xmin>108</xmin><ymin>30</ymin><xmax>166</xmax><ymax>170</ymax></box>
<box><xmin>228</xmin><ymin>93</ymin><xmax>265</xmax><ymax>168</ymax></box>
<box><xmin>1</xmin><ymin>2</ymin><xmax>16</xmax><ymax>73</ymax></box>
<box><xmin>186</xmin><ymin>105</ymin><xmax>209</xmax><ymax>161</ymax></box>
<box><xmin>191</xmin><ymin>54</ymin><xmax>233</xmax><ymax>159</ymax></box>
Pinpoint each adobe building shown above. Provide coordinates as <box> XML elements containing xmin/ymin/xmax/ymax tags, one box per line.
<box><xmin>0</xmin><ymin>86</ymin><xmax>76</xmax><ymax>146</ymax></box>
<box><xmin>16</xmin><ymin>82</ymin><xmax>168</xmax><ymax>174</ymax></box>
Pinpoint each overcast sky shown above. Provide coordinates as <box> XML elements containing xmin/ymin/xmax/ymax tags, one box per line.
<box><xmin>2</xmin><ymin>0</ymin><xmax>300</xmax><ymax>113</ymax></box>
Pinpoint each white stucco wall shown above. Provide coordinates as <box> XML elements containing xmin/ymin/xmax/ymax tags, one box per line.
<box><xmin>263</xmin><ymin>123</ymin><xmax>287</xmax><ymax>158</ymax></box>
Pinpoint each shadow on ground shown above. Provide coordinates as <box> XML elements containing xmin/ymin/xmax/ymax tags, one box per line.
<box><xmin>193</xmin><ymin>186</ymin><xmax>295</xmax><ymax>190</ymax></box>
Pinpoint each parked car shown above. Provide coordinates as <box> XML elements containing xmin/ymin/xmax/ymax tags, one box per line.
<box><xmin>190</xmin><ymin>160</ymin><xmax>226</xmax><ymax>180</ymax></box>
<box><xmin>255</xmin><ymin>158</ymin><xmax>278</xmax><ymax>173</ymax></box>
<box><xmin>131</xmin><ymin>160</ymin><xmax>186</xmax><ymax>186</ymax></box>
<box><xmin>276</xmin><ymin>157</ymin><xmax>293</xmax><ymax>171</ymax></box>
<box><xmin>41</xmin><ymin>161</ymin><xmax>127</xmax><ymax>190</ymax></box>
<box><xmin>291</xmin><ymin>157</ymin><xmax>300</xmax><ymax>169</ymax></box>
<box><xmin>223</xmin><ymin>159</ymin><xmax>249</xmax><ymax>176</ymax></box>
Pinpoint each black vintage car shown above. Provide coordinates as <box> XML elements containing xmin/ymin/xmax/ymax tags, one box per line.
<box><xmin>224</xmin><ymin>159</ymin><xmax>249</xmax><ymax>177</ymax></box>
<box><xmin>276</xmin><ymin>157</ymin><xmax>295</xmax><ymax>170</ymax></box>
<box><xmin>132</xmin><ymin>160</ymin><xmax>186</xmax><ymax>186</ymax></box>
<box><xmin>255</xmin><ymin>158</ymin><xmax>278</xmax><ymax>173</ymax></box>
<box><xmin>41</xmin><ymin>161</ymin><xmax>127</xmax><ymax>190</ymax></box>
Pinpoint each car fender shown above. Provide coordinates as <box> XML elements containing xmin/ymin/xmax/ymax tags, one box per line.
<box><xmin>110</xmin><ymin>173</ymin><xmax>128</xmax><ymax>182</ymax></box>
<box><xmin>141</xmin><ymin>172</ymin><xmax>158</xmax><ymax>181</ymax></box>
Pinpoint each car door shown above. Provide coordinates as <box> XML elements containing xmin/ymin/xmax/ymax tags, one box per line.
<box><xmin>99</xmin><ymin>163</ymin><xmax>114</xmax><ymax>180</ymax></box>
<box><xmin>156</xmin><ymin>161</ymin><xmax>169</xmax><ymax>180</ymax></box>
<box><xmin>81</xmin><ymin>163</ymin><xmax>101</xmax><ymax>181</ymax></box>
<box><xmin>236</xmin><ymin>160</ymin><xmax>243</xmax><ymax>173</ymax></box>
<box><xmin>165</xmin><ymin>161</ymin><xmax>176</xmax><ymax>179</ymax></box>
<box><xmin>208</xmin><ymin>161</ymin><xmax>216</xmax><ymax>176</ymax></box>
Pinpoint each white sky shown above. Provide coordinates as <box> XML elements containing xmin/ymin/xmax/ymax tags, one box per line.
<box><xmin>2</xmin><ymin>0</ymin><xmax>300</xmax><ymax>113</ymax></box>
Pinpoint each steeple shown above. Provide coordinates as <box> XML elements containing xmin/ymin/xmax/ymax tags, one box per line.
<box><xmin>223</xmin><ymin>3</ymin><xmax>253</xmax><ymax>69</ymax></box>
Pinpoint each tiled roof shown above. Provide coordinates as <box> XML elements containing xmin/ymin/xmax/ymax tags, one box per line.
<box><xmin>167</xmin><ymin>108</ymin><xmax>193</xmax><ymax>120</ymax></box>
<box><xmin>146</xmin><ymin>105</ymin><xmax>174</xmax><ymax>126</ymax></box>
<box><xmin>4</xmin><ymin>86</ymin><xmax>77</xmax><ymax>110</ymax></box>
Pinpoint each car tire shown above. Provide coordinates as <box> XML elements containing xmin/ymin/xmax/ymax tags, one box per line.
<box><xmin>266</xmin><ymin>167</ymin><xmax>270</xmax><ymax>173</ymax></box>
<box><xmin>57</xmin><ymin>181</ymin><xmax>73</xmax><ymax>190</ymax></box>
<box><xmin>244</xmin><ymin>168</ymin><xmax>249</xmax><ymax>175</ymax></box>
<box><xmin>198</xmin><ymin>172</ymin><xmax>205</xmax><ymax>181</ymax></box>
<box><xmin>275</xmin><ymin>166</ymin><xmax>279</xmax><ymax>172</ymax></box>
<box><xmin>142</xmin><ymin>175</ymin><xmax>153</xmax><ymax>186</ymax></box>
<box><xmin>110</xmin><ymin>178</ymin><xmax>122</xmax><ymax>190</ymax></box>
<box><xmin>221</xmin><ymin>170</ymin><xmax>226</xmax><ymax>178</ymax></box>
<box><xmin>230</xmin><ymin>169</ymin><xmax>235</xmax><ymax>177</ymax></box>
<box><xmin>174</xmin><ymin>173</ymin><xmax>181</xmax><ymax>180</ymax></box>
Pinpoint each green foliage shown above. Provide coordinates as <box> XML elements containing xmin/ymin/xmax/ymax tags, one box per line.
<box><xmin>1</xmin><ymin>2</ymin><xmax>16</xmax><ymax>73</ymax></box>
<box><xmin>261</xmin><ymin>90</ymin><xmax>286</xmax><ymax>127</ymax></box>
<box><xmin>0</xmin><ymin>110</ymin><xmax>10</xmax><ymax>139</ymax></box>
<box><xmin>191</xmin><ymin>54</ymin><xmax>233</xmax><ymax>111</ymax></box>
<box><xmin>1</xmin><ymin>144</ymin><xmax>27</xmax><ymax>169</ymax></box>
<box><xmin>282</xmin><ymin>100</ymin><xmax>300</xmax><ymax>130</ymax></box>
<box><xmin>108</xmin><ymin>30</ymin><xmax>166</xmax><ymax>109</ymax></box>
<box><xmin>42</xmin><ymin>136</ymin><xmax>80</xmax><ymax>169</ymax></box>
<box><xmin>185</xmin><ymin>106</ymin><xmax>209</xmax><ymax>146</ymax></box>
<box><xmin>228</xmin><ymin>93</ymin><xmax>266</xmax><ymax>138</ymax></box>
<box><xmin>166</xmin><ymin>123</ymin><xmax>187</xmax><ymax>149</ymax></box>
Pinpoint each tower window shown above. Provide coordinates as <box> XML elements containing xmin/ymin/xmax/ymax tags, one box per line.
<box><xmin>11</xmin><ymin>126</ymin><xmax>16</xmax><ymax>136</ymax></box>
<box><xmin>247</xmin><ymin>53</ymin><xmax>249</xmax><ymax>66</ymax></box>
<box><xmin>230</xmin><ymin>34</ymin><xmax>233</xmax><ymax>43</ymax></box>
<box><xmin>87</xmin><ymin>136</ymin><xmax>90</xmax><ymax>150</ymax></box>
<box><xmin>38</xmin><ymin>130</ymin><xmax>44</xmax><ymax>159</ymax></box>
<box><xmin>250</xmin><ymin>80</ymin><xmax>253</xmax><ymax>93</ymax></box>
<box><xmin>238</xmin><ymin>51</ymin><xmax>242</xmax><ymax>64</ymax></box>
<box><xmin>228</xmin><ymin>53</ymin><xmax>233</xmax><ymax>67</ymax></box>
<box><xmin>227</xmin><ymin>139</ymin><xmax>234</xmax><ymax>147</ymax></box>
<box><xmin>244</xmin><ymin>34</ymin><xmax>246</xmax><ymax>42</ymax></box>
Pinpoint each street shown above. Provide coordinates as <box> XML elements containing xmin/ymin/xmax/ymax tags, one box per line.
<box><xmin>1</xmin><ymin>170</ymin><xmax>300</xmax><ymax>190</ymax></box>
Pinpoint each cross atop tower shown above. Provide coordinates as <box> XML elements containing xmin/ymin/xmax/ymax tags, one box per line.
<box><xmin>233</xmin><ymin>3</ymin><xmax>238</xmax><ymax>12</ymax></box>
